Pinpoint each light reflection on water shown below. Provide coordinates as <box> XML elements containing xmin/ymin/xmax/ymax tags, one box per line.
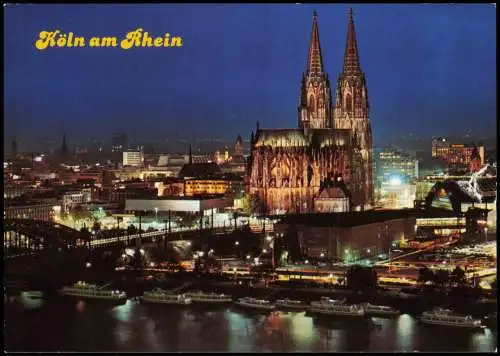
<box><xmin>4</xmin><ymin>299</ymin><xmax>498</xmax><ymax>352</ymax></box>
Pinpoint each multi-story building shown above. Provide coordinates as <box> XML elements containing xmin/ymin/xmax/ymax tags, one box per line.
<box><xmin>431</xmin><ymin>137</ymin><xmax>484</xmax><ymax>174</ymax></box>
<box><xmin>4</xmin><ymin>198</ymin><xmax>61</xmax><ymax>221</ymax></box>
<box><xmin>275</xmin><ymin>210</ymin><xmax>417</xmax><ymax>260</ymax></box>
<box><xmin>123</xmin><ymin>150</ymin><xmax>144</xmax><ymax>167</ymax></box>
<box><xmin>4</xmin><ymin>184</ymin><xmax>53</xmax><ymax>199</ymax></box>
<box><xmin>184</xmin><ymin>179</ymin><xmax>230</xmax><ymax>197</ymax></box>
<box><xmin>62</xmin><ymin>191</ymin><xmax>84</xmax><ymax>213</ymax></box>
<box><xmin>376</xmin><ymin>149</ymin><xmax>419</xmax><ymax>186</ymax></box>
<box><xmin>108</xmin><ymin>187</ymin><xmax>158</xmax><ymax>206</ymax></box>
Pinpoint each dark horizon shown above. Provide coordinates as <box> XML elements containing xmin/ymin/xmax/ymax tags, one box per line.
<box><xmin>4</xmin><ymin>4</ymin><xmax>497</xmax><ymax>152</ymax></box>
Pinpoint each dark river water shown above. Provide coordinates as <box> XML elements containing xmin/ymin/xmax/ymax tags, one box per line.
<box><xmin>4</xmin><ymin>298</ymin><xmax>497</xmax><ymax>352</ymax></box>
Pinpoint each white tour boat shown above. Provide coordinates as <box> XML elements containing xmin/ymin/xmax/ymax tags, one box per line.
<box><xmin>419</xmin><ymin>308</ymin><xmax>484</xmax><ymax>330</ymax></box>
<box><xmin>140</xmin><ymin>288</ymin><xmax>192</xmax><ymax>306</ymax></box>
<box><xmin>309</xmin><ymin>297</ymin><xmax>365</xmax><ymax>317</ymax></box>
<box><xmin>185</xmin><ymin>291</ymin><xmax>233</xmax><ymax>304</ymax></box>
<box><xmin>363</xmin><ymin>303</ymin><xmax>400</xmax><ymax>317</ymax></box>
<box><xmin>275</xmin><ymin>298</ymin><xmax>307</xmax><ymax>310</ymax></box>
<box><xmin>58</xmin><ymin>281</ymin><xmax>127</xmax><ymax>304</ymax></box>
<box><xmin>21</xmin><ymin>290</ymin><xmax>44</xmax><ymax>301</ymax></box>
<box><xmin>234</xmin><ymin>297</ymin><xmax>275</xmax><ymax>311</ymax></box>
<box><xmin>18</xmin><ymin>291</ymin><xmax>45</xmax><ymax>310</ymax></box>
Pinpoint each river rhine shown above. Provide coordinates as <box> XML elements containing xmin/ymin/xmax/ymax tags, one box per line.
<box><xmin>4</xmin><ymin>298</ymin><xmax>497</xmax><ymax>352</ymax></box>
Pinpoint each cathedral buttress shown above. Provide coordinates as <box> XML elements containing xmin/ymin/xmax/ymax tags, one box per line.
<box><xmin>298</xmin><ymin>11</ymin><xmax>333</xmax><ymax>130</ymax></box>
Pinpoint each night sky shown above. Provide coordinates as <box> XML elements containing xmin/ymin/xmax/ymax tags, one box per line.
<box><xmin>4</xmin><ymin>4</ymin><xmax>497</xmax><ymax>151</ymax></box>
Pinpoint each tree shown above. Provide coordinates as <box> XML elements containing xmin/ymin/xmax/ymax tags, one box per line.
<box><xmin>450</xmin><ymin>266</ymin><xmax>466</xmax><ymax>287</ymax></box>
<box><xmin>73</xmin><ymin>208</ymin><xmax>94</xmax><ymax>223</ymax></box>
<box><xmin>346</xmin><ymin>265</ymin><xmax>377</xmax><ymax>292</ymax></box>
<box><xmin>131</xmin><ymin>248</ymin><xmax>145</xmax><ymax>270</ymax></box>
<box><xmin>417</xmin><ymin>267</ymin><xmax>435</xmax><ymax>285</ymax></box>
<box><xmin>178</xmin><ymin>213</ymin><xmax>199</xmax><ymax>228</ymax></box>
<box><xmin>433</xmin><ymin>269</ymin><xmax>450</xmax><ymax>289</ymax></box>
<box><xmin>127</xmin><ymin>225</ymin><xmax>138</xmax><ymax>234</ymax></box>
<box><xmin>274</xmin><ymin>226</ymin><xmax>301</xmax><ymax>264</ymax></box>
<box><xmin>241</xmin><ymin>193</ymin><xmax>261</xmax><ymax>216</ymax></box>
<box><xmin>490</xmin><ymin>278</ymin><xmax>497</xmax><ymax>297</ymax></box>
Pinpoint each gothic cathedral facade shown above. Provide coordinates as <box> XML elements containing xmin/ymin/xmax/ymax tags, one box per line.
<box><xmin>248</xmin><ymin>10</ymin><xmax>373</xmax><ymax>214</ymax></box>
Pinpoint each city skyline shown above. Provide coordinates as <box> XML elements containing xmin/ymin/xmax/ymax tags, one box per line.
<box><xmin>4</xmin><ymin>4</ymin><xmax>497</xmax><ymax>151</ymax></box>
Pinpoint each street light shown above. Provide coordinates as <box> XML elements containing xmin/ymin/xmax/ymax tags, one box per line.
<box><xmin>246</xmin><ymin>255</ymin><xmax>251</xmax><ymax>260</ymax></box>
<box><xmin>266</xmin><ymin>236</ymin><xmax>272</xmax><ymax>242</ymax></box>
<box><xmin>305</xmin><ymin>260</ymin><xmax>309</xmax><ymax>264</ymax></box>
<box><xmin>262</xmin><ymin>249</ymin><xmax>267</xmax><ymax>253</ymax></box>
<box><xmin>154</xmin><ymin>207</ymin><xmax>158</xmax><ymax>222</ymax></box>
<box><xmin>320</xmin><ymin>253</ymin><xmax>325</xmax><ymax>258</ymax></box>
<box><xmin>235</xmin><ymin>241</ymin><xmax>240</xmax><ymax>246</ymax></box>
<box><xmin>484</xmin><ymin>227</ymin><xmax>488</xmax><ymax>243</ymax></box>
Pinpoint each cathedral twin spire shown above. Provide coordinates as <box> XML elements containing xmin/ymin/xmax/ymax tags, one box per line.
<box><xmin>306</xmin><ymin>11</ymin><xmax>324</xmax><ymax>75</ymax></box>
<box><xmin>305</xmin><ymin>8</ymin><xmax>362</xmax><ymax>78</ymax></box>
<box><xmin>299</xmin><ymin>9</ymin><xmax>364</xmax><ymax>130</ymax></box>
<box><xmin>343</xmin><ymin>8</ymin><xmax>361</xmax><ymax>75</ymax></box>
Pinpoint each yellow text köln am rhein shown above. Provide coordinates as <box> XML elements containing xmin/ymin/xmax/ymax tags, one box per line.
<box><xmin>35</xmin><ymin>29</ymin><xmax>183</xmax><ymax>50</ymax></box>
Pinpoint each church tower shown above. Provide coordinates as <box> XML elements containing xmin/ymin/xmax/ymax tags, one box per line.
<box><xmin>334</xmin><ymin>9</ymin><xmax>373</xmax><ymax>207</ymax></box>
<box><xmin>298</xmin><ymin>11</ymin><xmax>333</xmax><ymax>130</ymax></box>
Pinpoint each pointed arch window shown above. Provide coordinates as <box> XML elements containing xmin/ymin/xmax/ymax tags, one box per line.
<box><xmin>308</xmin><ymin>95</ymin><xmax>316</xmax><ymax>112</ymax></box>
<box><xmin>345</xmin><ymin>93</ymin><xmax>352</xmax><ymax>112</ymax></box>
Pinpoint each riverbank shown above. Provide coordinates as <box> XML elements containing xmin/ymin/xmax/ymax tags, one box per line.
<box><xmin>109</xmin><ymin>272</ymin><xmax>496</xmax><ymax>318</ymax></box>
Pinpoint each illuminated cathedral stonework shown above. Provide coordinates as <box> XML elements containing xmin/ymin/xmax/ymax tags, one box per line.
<box><xmin>248</xmin><ymin>10</ymin><xmax>373</xmax><ymax>213</ymax></box>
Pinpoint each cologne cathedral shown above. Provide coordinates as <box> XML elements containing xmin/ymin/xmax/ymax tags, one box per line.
<box><xmin>248</xmin><ymin>9</ymin><xmax>373</xmax><ymax>214</ymax></box>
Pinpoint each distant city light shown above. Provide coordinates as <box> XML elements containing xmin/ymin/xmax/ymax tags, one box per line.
<box><xmin>389</xmin><ymin>176</ymin><xmax>401</xmax><ymax>185</ymax></box>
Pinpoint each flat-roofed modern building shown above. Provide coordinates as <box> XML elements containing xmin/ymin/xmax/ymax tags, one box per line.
<box><xmin>123</xmin><ymin>151</ymin><xmax>144</xmax><ymax>167</ymax></box>
<box><xmin>274</xmin><ymin>209</ymin><xmax>419</xmax><ymax>261</ymax></box>
<box><xmin>431</xmin><ymin>137</ymin><xmax>484</xmax><ymax>174</ymax></box>
<box><xmin>125</xmin><ymin>196</ymin><xmax>234</xmax><ymax>214</ymax></box>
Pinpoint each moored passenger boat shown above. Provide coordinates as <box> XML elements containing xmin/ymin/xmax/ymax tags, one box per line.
<box><xmin>234</xmin><ymin>297</ymin><xmax>275</xmax><ymax>311</ymax></box>
<box><xmin>140</xmin><ymin>288</ymin><xmax>191</xmax><ymax>306</ymax></box>
<box><xmin>275</xmin><ymin>298</ymin><xmax>307</xmax><ymax>311</ymax></box>
<box><xmin>309</xmin><ymin>297</ymin><xmax>364</xmax><ymax>317</ymax></box>
<box><xmin>419</xmin><ymin>308</ymin><xmax>484</xmax><ymax>330</ymax></box>
<box><xmin>58</xmin><ymin>281</ymin><xmax>127</xmax><ymax>305</ymax></box>
<box><xmin>363</xmin><ymin>303</ymin><xmax>400</xmax><ymax>317</ymax></box>
<box><xmin>185</xmin><ymin>291</ymin><xmax>233</xmax><ymax>304</ymax></box>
